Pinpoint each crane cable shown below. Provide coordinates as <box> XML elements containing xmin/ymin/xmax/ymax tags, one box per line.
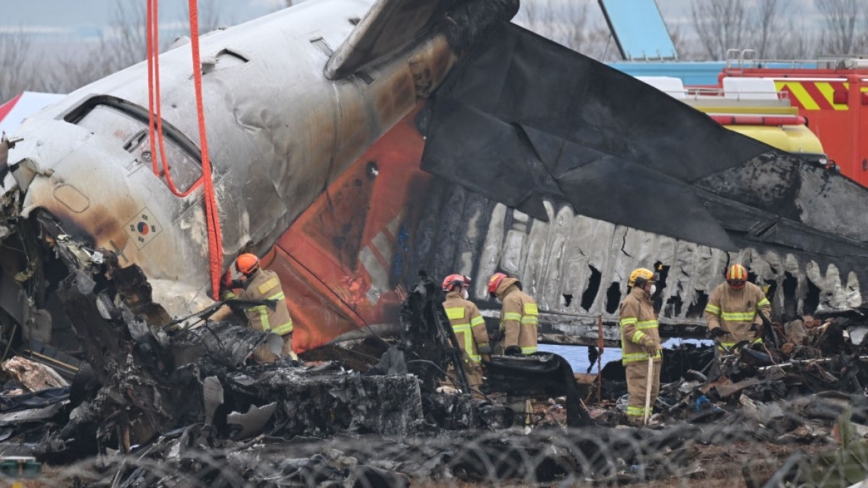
<box><xmin>146</xmin><ymin>0</ymin><xmax>224</xmax><ymax>299</ymax></box>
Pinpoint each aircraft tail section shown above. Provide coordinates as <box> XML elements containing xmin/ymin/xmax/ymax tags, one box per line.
<box><xmin>325</xmin><ymin>0</ymin><xmax>518</xmax><ymax>79</ymax></box>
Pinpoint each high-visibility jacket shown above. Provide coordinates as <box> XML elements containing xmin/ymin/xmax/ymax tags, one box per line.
<box><xmin>223</xmin><ymin>268</ymin><xmax>293</xmax><ymax>336</ymax></box>
<box><xmin>496</xmin><ymin>277</ymin><xmax>539</xmax><ymax>354</ymax></box>
<box><xmin>443</xmin><ymin>291</ymin><xmax>490</xmax><ymax>363</ymax></box>
<box><xmin>705</xmin><ymin>281</ymin><xmax>770</xmax><ymax>349</ymax></box>
<box><xmin>618</xmin><ymin>286</ymin><xmax>662</xmax><ymax>365</ymax></box>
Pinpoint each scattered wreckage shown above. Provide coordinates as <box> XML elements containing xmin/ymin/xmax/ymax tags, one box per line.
<box><xmin>1</xmin><ymin>269</ymin><xmax>868</xmax><ymax>486</ymax></box>
<box><xmin>0</xmin><ymin>271</ymin><xmax>590</xmax><ymax>485</ymax></box>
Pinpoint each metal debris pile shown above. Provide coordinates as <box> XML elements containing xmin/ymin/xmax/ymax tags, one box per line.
<box><xmin>2</xmin><ymin>271</ymin><xmax>868</xmax><ymax>485</ymax></box>
<box><xmin>0</xmin><ymin>273</ymin><xmax>584</xmax><ymax>486</ymax></box>
<box><xmin>643</xmin><ymin>314</ymin><xmax>868</xmax><ymax>431</ymax></box>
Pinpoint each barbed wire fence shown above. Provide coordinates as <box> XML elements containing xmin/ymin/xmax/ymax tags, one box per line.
<box><xmin>11</xmin><ymin>406</ymin><xmax>865</xmax><ymax>488</ymax></box>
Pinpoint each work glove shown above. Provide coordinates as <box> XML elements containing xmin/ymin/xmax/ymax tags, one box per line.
<box><xmin>708</xmin><ymin>327</ymin><xmax>727</xmax><ymax>339</ymax></box>
<box><xmin>638</xmin><ymin>336</ymin><xmax>655</xmax><ymax>354</ymax></box>
<box><xmin>639</xmin><ymin>335</ymin><xmax>653</xmax><ymax>348</ymax></box>
<box><xmin>480</xmin><ymin>354</ymin><xmax>492</xmax><ymax>363</ymax></box>
<box><xmin>477</xmin><ymin>343</ymin><xmax>492</xmax><ymax>355</ymax></box>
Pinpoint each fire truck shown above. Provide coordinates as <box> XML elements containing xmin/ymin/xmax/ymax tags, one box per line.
<box><xmin>720</xmin><ymin>51</ymin><xmax>868</xmax><ymax>185</ymax></box>
<box><xmin>637</xmin><ymin>75</ymin><xmax>825</xmax><ymax>166</ymax></box>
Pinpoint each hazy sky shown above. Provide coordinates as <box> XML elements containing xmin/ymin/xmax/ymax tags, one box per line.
<box><xmin>0</xmin><ymin>0</ymin><xmax>823</xmax><ymax>36</ymax></box>
<box><xmin>0</xmin><ymin>0</ymin><xmax>702</xmax><ymax>33</ymax></box>
<box><xmin>0</xmin><ymin>0</ymin><xmax>285</xmax><ymax>36</ymax></box>
<box><xmin>0</xmin><ymin>0</ymin><xmax>824</xmax><ymax>51</ymax></box>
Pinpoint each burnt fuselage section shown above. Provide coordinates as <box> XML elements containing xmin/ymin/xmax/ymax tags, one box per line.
<box><xmin>0</xmin><ymin>0</ymin><xmax>467</xmax><ymax>353</ymax></box>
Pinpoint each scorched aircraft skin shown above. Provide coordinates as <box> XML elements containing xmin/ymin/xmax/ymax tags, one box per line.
<box><xmin>3</xmin><ymin>0</ymin><xmax>868</xmax><ymax>358</ymax></box>
<box><xmin>0</xmin><ymin>0</ymin><xmax>482</xmax><ymax>353</ymax></box>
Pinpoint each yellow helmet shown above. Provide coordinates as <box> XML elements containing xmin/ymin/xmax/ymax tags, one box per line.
<box><xmin>628</xmin><ymin>268</ymin><xmax>655</xmax><ymax>287</ymax></box>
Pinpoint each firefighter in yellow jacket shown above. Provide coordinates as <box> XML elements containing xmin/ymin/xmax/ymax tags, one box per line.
<box><xmin>705</xmin><ymin>264</ymin><xmax>771</xmax><ymax>350</ymax></box>
<box><xmin>221</xmin><ymin>253</ymin><xmax>296</xmax><ymax>364</ymax></box>
<box><xmin>488</xmin><ymin>273</ymin><xmax>538</xmax><ymax>355</ymax></box>
<box><xmin>619</xmin><ymin>268</ymin><xmax>662</xmax><ymax>424</ymax></box>
<box><xmin>442</xmin><ymin>274</ymin><xmax>491</xmax><ymax>395</ymax></box>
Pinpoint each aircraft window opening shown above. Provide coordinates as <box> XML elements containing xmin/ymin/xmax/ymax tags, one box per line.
<box><xmin>64</xmin><ymin>96</ymin><xmax>203</xmax><ymax>194</ymax></box>
<box><xmin>604</xmin><ymin>282</ymin><xmax>621</xmax><ymax>314</ymax></box>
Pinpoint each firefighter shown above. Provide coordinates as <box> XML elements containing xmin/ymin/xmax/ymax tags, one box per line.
<box><xmin>705</xmin><ymin>264</ymin><xmax>771</xmax><ymax>351</ymax></box>
<box><xmin>221</xmin><ymin>253</ymin><xmax>296</xmax><ymax>364</ymax></box>
<box><xmin>489</xmin><ymin>272</ymin><xmax>539</xmax><ymax>426</ymax></box>
<box><xmin>442</xmin><ymin>274</ymin><xmax>491</xmax><ymax>396</ymax></box>
<box><xmin>488</xmin><ymin>272</ymin><xmax>539</xmax><ymax>356</ymax></box>
<box><xmin>619</xmin><ymin>267</ymin><xmax>662</xmax><ymax>425</ymax></box>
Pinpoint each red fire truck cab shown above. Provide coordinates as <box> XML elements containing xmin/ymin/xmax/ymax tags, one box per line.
<box><xmin>721</xmin><ymin>56</ymin><xmax>868</xmax><ymax>185</ymax></box>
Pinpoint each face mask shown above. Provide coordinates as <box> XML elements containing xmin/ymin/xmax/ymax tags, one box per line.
<box><xmin>649</xmin><ymin>284</ymin><xmax>657</xmax><ymax>295</ymax></box>
<box><xmin>462</xmin><ymin>289</ymin><xmax>469</xmax><ymax>300</ymax></box>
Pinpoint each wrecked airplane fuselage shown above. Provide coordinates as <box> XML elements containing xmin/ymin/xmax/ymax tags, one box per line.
<box><xmin>3</xmin><ymin>0</ymin><xmax>868</xmax><ymax>398</ymax></box>
<box><xmin>0</xmin><ymin>0</ymin><xmax>513</xmax><ymax>354</ymax></box>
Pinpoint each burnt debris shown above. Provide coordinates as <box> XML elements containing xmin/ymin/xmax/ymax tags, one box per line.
<box><xmin>0</xmin><ymin>269</ymin><xmax>589</xmax><ymax>483</ymax></box>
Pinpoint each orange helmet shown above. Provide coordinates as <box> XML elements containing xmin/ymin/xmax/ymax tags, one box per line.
<box><xmin>235</xmin><ymin>253</ymin><xmax>260</xmax><ymax>276</ymax></box>
<box><xmin>442</xmin><ymin>274</ymin><xmax>469</xmax><ymax>292</ymax></box>
<box><xmin>726</xmin><ymin>264</ymin><xmax>747</xmax><ymax>289</ymax></box>
<box><xmin>488</xmin><ymin>272</ymin><xmax>508</xmax><ymax>296</ymax></box>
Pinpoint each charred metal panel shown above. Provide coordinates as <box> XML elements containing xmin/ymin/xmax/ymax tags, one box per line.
<box><xmin>224</xmin><ymin>367</ymin><xmax>424</xmax><ymax>437</ymax></box>
<box><xmin>270</xmin><ymin>107</ymin><xmax>435</xmax><ymax>352</ymax></box>
<box><xmin>697</xmin><ymin>156</ymin><xmax>868</xmax><ymax>244</ymax></box>
<box><xmin>485</xmin><ymin>353</ymin><xmax>592</xmax><ymax>427</ymax></box>
<box><xmin>421</xmin><ymin>22</ymin><xmax>782</xmax><ymax>250</ymax></box>
<box><xmin>325</xmin><ymin>0</ymin><xmax>443</xmax><ymax>79</ymax></box>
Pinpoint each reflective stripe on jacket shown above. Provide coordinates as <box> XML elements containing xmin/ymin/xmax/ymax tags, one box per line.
<box><xmin>619</xmin><ymin>286</ymin><xmax>662</xmax><ymax>365</ymax></box>
<box><xmin>704</xmin><ymin>281</ymin><xmax>770</xmax><ymax>347</ymax></box>
<box><xmin>496</xmin><ymin>277</ymin><xmax>539</xmax><ymax>354</ymax></box>
<box><xmin>443</xmin><ymin>291</ymin><xmax>490</xmax><ymax>363</ymax></box>
<box><xmin>228</xmin><ymin>268</ymin><xmax>293</xmax><ymax>336</ymax></box>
